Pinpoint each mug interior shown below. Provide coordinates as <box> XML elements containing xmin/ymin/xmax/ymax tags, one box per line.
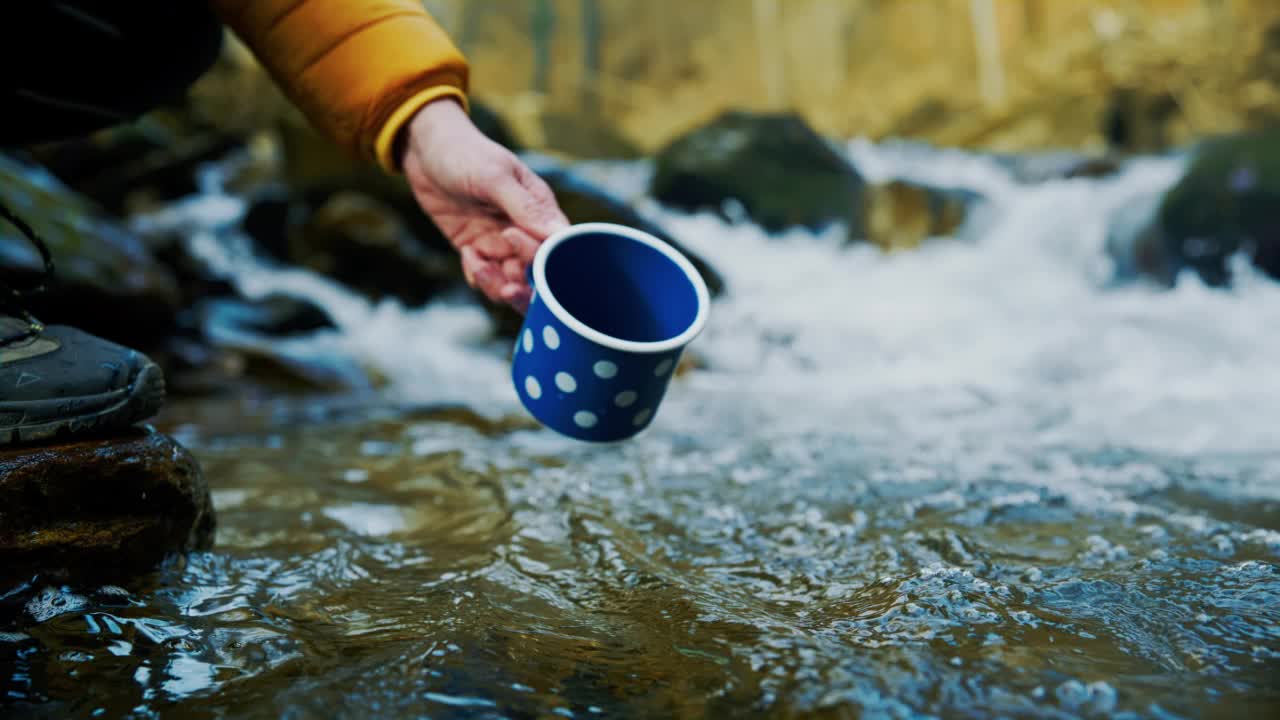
<box><xmin>543</xmin><ymin>231</ymin><xmax>701</xmax><ymax>343</ymax></box>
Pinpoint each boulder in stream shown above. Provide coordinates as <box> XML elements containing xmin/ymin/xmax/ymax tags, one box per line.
<box><xmin>651</xmin><ymin>111</ymin><xmax>867</xmax><ymax>235</ymax></box>
<box><xmin>650</xmin><ymin>111</ymin><xmax>979</xmax><ymax>248</ymax></box>
<box><xmin>0</xmin><ymin>430</ymin><xmax>215</xmax><ymax>581</ymax></box>
<box><xmin>1107</xmin><ymin>130</ymin><xmax>1280</xmax><ymax>287</ymax></box>
<box><xmin>243</xmin><ymin>187</ymin><xmax>461</xmax><ymax>307</ymax></box>
<box><xmin>198</xmin><ymin>295</ymin><xmax>335</xmax><ymax>339</ymax></box>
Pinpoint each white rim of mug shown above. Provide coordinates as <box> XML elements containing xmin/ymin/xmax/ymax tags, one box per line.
<box><xmin>532</xmin><ymin>222</ymin><xmax>711</xmax><ymax>354</ymax></box>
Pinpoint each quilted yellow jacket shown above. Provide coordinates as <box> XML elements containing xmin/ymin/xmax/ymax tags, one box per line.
<box><xmin>210</xmin><ymin>0</ymin><xmax>470</xmax><ymax>173</ymax></box>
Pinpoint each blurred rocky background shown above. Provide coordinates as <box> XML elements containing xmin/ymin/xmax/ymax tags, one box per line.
<box><xmin>435</xmin><ymin>0</ymin><xmax>1280</xmax><ymax>156</ymax></box>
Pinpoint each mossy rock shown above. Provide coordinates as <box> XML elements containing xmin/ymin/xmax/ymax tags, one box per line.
<box><xmin>0</xmin><ymin>154</ymin><xmax>181</xmax><ymax>348</ymax></box>
<box><xmin>1156</xmin><ymin>130</ymin><xmax>1280</xmax><ymax>286</ymax></box>
<box><xmin>651</xmin><ymin>111</ymin><xmax>866</xmax><ymax>237</ymax></box>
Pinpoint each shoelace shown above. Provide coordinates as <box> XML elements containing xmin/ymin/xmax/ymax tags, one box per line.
<box><xmin>0</xmin><ymin>198</ymin><xmax>55</xmax><ymax>346</ymax></box>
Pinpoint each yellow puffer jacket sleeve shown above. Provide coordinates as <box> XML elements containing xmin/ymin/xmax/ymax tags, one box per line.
<box><xmin>209</xmin><ymin>0</ymin><xmax>470</xmax><ymax>173</ymax></box>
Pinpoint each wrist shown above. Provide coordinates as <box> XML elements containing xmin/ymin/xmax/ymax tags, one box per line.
<box><xmin>409</xmin><ymin>95</ymin><xmax>467</xmax><ymax>132</ymax></box>
<box><xmin>403</xmin><ymin>97</ymin><xmax>467</xmax><ymax>154</ymax></box>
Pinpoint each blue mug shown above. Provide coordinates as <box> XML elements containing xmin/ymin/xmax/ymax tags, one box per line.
<box><xmin>511</xmin><ymin>222</ymin><xmax>711</xmax><ymax>442</ymax></box>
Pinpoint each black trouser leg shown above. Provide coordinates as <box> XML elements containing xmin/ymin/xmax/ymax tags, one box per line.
<box><xmin>0</xmin><ymin>1</ymin><xmax>224</xmax><ymax>147</ymax></box>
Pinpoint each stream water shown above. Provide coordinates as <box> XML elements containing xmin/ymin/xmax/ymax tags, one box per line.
<box><xmin>3</xmin><ymin>142</ymin><xmax>1279</xmax><ymax>718</ymax></box>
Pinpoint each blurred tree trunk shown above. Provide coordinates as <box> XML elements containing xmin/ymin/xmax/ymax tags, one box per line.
<box><xmin>532</xmin><ymin>0</ymin><xmax>555</xmax><ymax>95</ymax></box>
<box><xmin>753</xmin><ymin>0</ymin><xmax>787</xmax><ymax>109</ymax></box>
<box><xmin>970</xmin><ymin>0</ymin><xmax>1006</xmax><ymax>107</ymax></box>
<box><xmin>581</xmin><ymin>0</ymin><xmax>601</xmax><ymax>114</ymax></box>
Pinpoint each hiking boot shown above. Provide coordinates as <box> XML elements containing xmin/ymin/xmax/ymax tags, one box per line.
<box><xmin>1</xmin><ymin>200</ymin><xmax>165</xmax><ymax>447</ymax></box>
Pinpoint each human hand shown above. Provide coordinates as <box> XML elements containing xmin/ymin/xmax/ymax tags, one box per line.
<box><xmin>401</xmin><ymin>98</ymin><xmax>569</xmax><ymax>312</ymax></box>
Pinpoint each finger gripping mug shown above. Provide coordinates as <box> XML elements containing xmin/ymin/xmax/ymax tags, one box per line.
<box><xmin>512</xmin><ymin>222</ymin><xmax>711</xmax><ymax>442</ymax></box>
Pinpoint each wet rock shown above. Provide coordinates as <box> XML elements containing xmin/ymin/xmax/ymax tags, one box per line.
<box><xmin>157</xmin><ymin>335</ymin><xmax>375</xmax><ymax>397</ymax></box>
<box><xmin>191</xmin><ymin>295</ymin><xmax>371</xmax><ymax>393</ymax></box>
<box><xmin>132</xmin><ymin>215</ymin><xmax>347</xmax><ymax>395</ymax></box>
<box><xmin>0</xmin><ymin>430</ymin><xmax>215</xmax><ymax>581</ymax></box>
<box><xmin>651</xmin><ymin>111</ymin><xmax>867</xmax><ymax>236</ymax></box>
<box><xmin>216</xmin><ymin>341</ymin><xmax>379</xmax><ymax>393</ymax></box>
<box><xmin>1104</xmin><ymin>189</ymin><xmax>1170</xmax><ymax>285</ymax></box>
<box><xmin>302</xmin><ymin>192</ymin><xmax>459</xmax><ymax>304</ymax></box>
<box><xmin>244</xmin><ymin>188</ymin><xmax>460</xmax><ymax>307</ymax></box>
<box><xmin>241</xmin><ymin>191</ymin><xmax>296</xmax><ymax>259</ymax></box>
<box><xmin>143</xmin><ymin>228</ymin><xmax>238</xmax><ymax>310</ymax></box>
<box><xmin>652</xmin><ymin>112</ymin><xmax>977</xmax><ymax>247</ymax></box>
<box><xmin>0</xmin><ymin>154</ymin><xmax>181</xmax><ymax>349</ymax></box>
<box><xmin>25</xmin><ymin>125</ymin><xmax>246</xmax><ymax>216</ymax></box>
<box><xmin>1159</xmin><ymin>131</ymin><xmax>1280</xmax><ymax>284</ymax></box>
<box><xmin>200</xmin><ymin>295</ymin><xmax>334</xmax><ymax>338</ymax></box>
<box><xmin>1108</xmin><ymin>130</ymin><xmax>1280</xmax><ymax>287</ymax></box>
<box><xmin>150</xmin><ymin>336</ymin><xmax>238</xmax><ymax>397</ymax></box>
<box><xmin>862</xmin><ymin>180</ymin><xmax>973</xmax><ymax>251</ymax></box>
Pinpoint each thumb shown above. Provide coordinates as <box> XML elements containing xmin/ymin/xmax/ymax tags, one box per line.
<box><xmin>488</xmin><ymin>161</ymin><xmax>570</xmax><ymax>240</ymax></box>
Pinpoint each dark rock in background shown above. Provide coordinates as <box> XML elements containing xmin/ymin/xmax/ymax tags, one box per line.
<box><xmin>1157</xmin><ymin>130</ymin><xmax>1280</xmax><ymax>284</ymax></box>
<box><xmin>199</xmin><ymin>295</ymin><xmax>334</xmax><ymax>338</ymax></box>
<box><xmin>24</xmin><ymin>127</ymin><xmax>244</xmax><ymax>217</ymax></box>
<box><xmin>243</xmin><ymin>188</ymin><xmax>460</xmax><ymax>307</ymax></box>
<box><xmin>651</xmin><ymin>111</ymin><xmax>867</xmax><ymax>237</ymax></box>
<box><xmin>1107</xmin><ymin>129</ymin><xmax>1280</xmax><ymax>287</ymax></box>
<box><xmin>1104</xmin><ymin>189</ymin><xmax>1170</xmax><ymax>285</ymax></box>
<box><xmin>652</xmin><ymin>113</ymin><xmax>981</xmax><ymax>249</ymax></box>
<box><xmin>0</xmin><ymin>429</ymin><xmax>215</xmax><ymax>582</ymax></box>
